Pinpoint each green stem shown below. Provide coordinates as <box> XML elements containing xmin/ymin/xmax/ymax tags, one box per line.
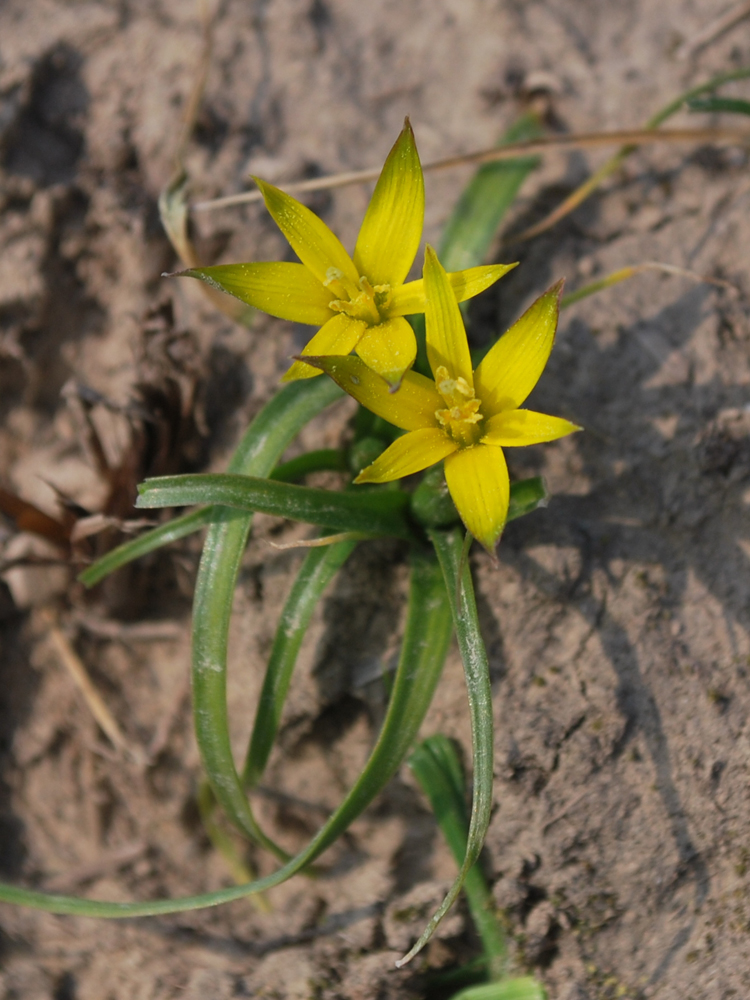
<box><xmin>398</xmin><ymin>527</ymin><xmax>494</xmax><ymax>967</ymax></box>
<box><xmin>243</xmin><ymin>537</ymin><xmax>357</xmax><ymax>788</ymax></box>
<box><xmin>410</xmin><ymin>735</ymin><xmax>506</xmax><ymax>980</ymax></box>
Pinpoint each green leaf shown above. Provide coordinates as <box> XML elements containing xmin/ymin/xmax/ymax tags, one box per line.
<box><xmin>410</xmin><ymin>735</ymin><xmax>506</xmax><ymax>980</ymax></box>
<box><xmin>243</xmin><ymin>537</ymin><xmax>357</xmax><ymax>788</ymax></box>
<box><xmin>137</xmin><ymin>474</ymin><xmax>417</xmax><ymax>541</ymax></box>
<box><xmin>688</xmin><ymin>96</ymin><xmax>750</xmax><ymax>116</ymax></box>
<box><xmin>450</xmin><ymin>978</ymin><xmax>547</xmax><ymax>1000</ymax></box>
<box><xmin>439</xmin><ymin>113</ymin><xmax>543</xmax><ymax>274</ymax></box>
<box><xmin>78</xmin><ymin>448</ymin><xmax>349</xmax><ymax>588</ymax></box>
<box><xmin>190</xmin><ymin>376</ymin><xmax>343</xmax><ymax>852</ymax></box>
<box><xmin>398</xmin><ymin>526</ymin><xmax>495</xmax><ymax>967</ymax></box>
<box><xmin>0</xmin><ymin>547</ymin><xmax>452</xmax><ymax>917</ymax></box>
<box><xmin>78</xmin><ymin>507</ymin><xmax>218</xmax><ymax>588</ymax></box>
<box><xmin>270</xmin><ymin>448</ymin><xmax>349</xmax><ymax>482</ymax></box>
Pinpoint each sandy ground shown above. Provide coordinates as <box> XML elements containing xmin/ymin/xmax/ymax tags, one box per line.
<box><xmin>2</xmin><ymin>1</ymin><xmax>750</xmax><ymax>997</ymax></box>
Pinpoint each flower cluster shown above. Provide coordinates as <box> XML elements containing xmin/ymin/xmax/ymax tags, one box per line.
<box><xmin>182</xmin><ymin>122</ymin><xmax>579</xmax><ymax>553</ymax></box>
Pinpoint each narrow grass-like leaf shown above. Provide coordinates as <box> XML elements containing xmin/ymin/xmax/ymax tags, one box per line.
<box><xmin>137</xmin><ymin>474</ymin><xmax>417</xmax><ymax>541</ymax></box>
<box><xmin>270</xmin><ymin>448</ymin><xmax>348</xmax><ymax>482</ymax></box>
<box><xmin>243</xmin><ymin>537</ymin><xmax>357</xmax><ymax>788</ymax></box>
<box><xmin>688</xmin><ymin>96</ymin><xmax>750</xmax><ymax>115</ymax></box>
<box><xmin>0</xmin><ymin>547</ymin><xmax>451</xmax><ymax>917</ymax></box>
<box><xmin>450</xmin><ymin>979</ymin><xmax>547</xmax><ymax>1000</ymax></box>
<box><xmin>439</xmin><ymin>113</ymin><xmax>542</xmax><ymax>274</ymax></box>
<box><xmin>78</xmin><ymin>507</ymin><xmax>218</xmax><ymax>587</ymax></box>
<box><xmin>398</xmin><ymin>527</ymin><xmax>494</xmax><ymax>966</ymax></box>
<box><xmin>410</xmin><ymin>735</ymin><xmax>506</xmax><ymax>980</ymax></box>
<box><xmin>79</xmin><ymin>449</ymin><xmax>348</xmax><ymax>588</ymax></box>
<box><xmin>196</xmin><ymin>780</ymin><xmax>270</xmax><ymax>910</ymax></box>
<box><xmin>190</xmin><ymin>377</ymin><xmax>342</xmax><ymax>852</ymax></box>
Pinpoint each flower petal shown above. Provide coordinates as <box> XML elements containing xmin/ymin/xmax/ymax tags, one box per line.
<box><xmin>182</xmin><ymin>262</ymin><xmax>335</xmax><ymax>325</ymax></box>
<box><xmin>254</xmin><ymin>178</ymin><xmax>360</xmax><ymax>291</ymax></box>
<box><xmin>355</xmin><ymin>428</ymin><xmax>457</xmax><ymax>484</ymax></box>
<box><xmin>355</xmin><ymin>316</ymin><xmax>417</xmax><ymax>386</ymax></box>
<box><xmin>474</xmin><ymin>281</ymin><xmax>563</xmax><ymax>415</ymax></box>
<box><xmin>298</xmin><ymin>354</ymin><xmax>443</xmax><ymax>431</ymax></box>
<box><xmin>482</xmin><ymin>409</ymin><xmax>581</xmax><ymax>447</ymax></box>
<box><xmin>424</xmin><ymin>246</ymin><xmax>474</xmax><ymax>385</ymax></box>
<box><xmin>281</xmin><ymin>314</ymin><xmax>366</xmax><ymax>382</ymax></box>
<box><xmin>353</xmin><ymin>120</ymin><xmax>424</xmax><ymax>288</ymax></box>
<box><xmin>388</xmin><ymin>263</ymin><xmax>517</xmax><ymax>318</ymax></box>
<box><xmin>444</xmin><ymin>444</ymin><xmax>509</xmax><ymax>553</ymax></box>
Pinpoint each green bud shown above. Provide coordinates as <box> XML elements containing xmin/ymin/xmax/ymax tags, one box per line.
<box><xmin>349</xmin><ymin>436</ymin><xmax>387</xmax><ymax>476</ymax></box>
<box><xmin>410</xmin><ymin>467</ymin><xmax>460</xmax><ymax>529</ymax></box>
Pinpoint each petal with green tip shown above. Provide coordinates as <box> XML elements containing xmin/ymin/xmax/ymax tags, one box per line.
<box><xmin>183</xmin><ymin>262</ymin><xmax>335</xmax><ymax>326</ymax></box>
<box><xmin>353</xmin><ymin>121</ymin><xmax>424</xmax><ymax>288</ymax></box>
<box><xmin>482</xmin><ymin>409</ymin><xmax>581</xmax><ymax>446</ymax></box>
<box><xmin>355</xmin><ymin>316</ymin><xmax>417</xmax><ymax>386</ymax></box>
<box><xmin>298</xmin><ymin>354</ymin><xmax>443</xmax><ymax>431</ymax></box>
<box><xmin>388</xmin><ymin>262</ymin><xmax>517</xmax><ymax>317</ymax></box>
<box><xmin>255</xmin><ymin>178</ymin><xmax>360</xmax><ymax>291</ymax></box>
<box><xmin>424</xmin><ymin>247</ymin><xmax>474</xmax><ymax>386</ymax></box>
<box><xmin>355</xmin><ymin>428</ymin><xmax>457</xmax><ymax>483</ymax></box>
<box><xmin>444</xmin><ymin>444</ymin><xmax>509</xmax><ymax>553</ymax></box>
<box><xmin>282</xmin><ymin>314</ymin><xmax>366</xmax><ymax>382</ymax></box>
<box><xmin>474</xmin><ymin>281</ymin><xmax>562</xmax><ymax>416</ymax></box>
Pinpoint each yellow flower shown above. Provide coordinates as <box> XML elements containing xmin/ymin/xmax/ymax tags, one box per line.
<box><xmin>303</xmin><ymin>247</ymin><xmax>580</xmax><ymax>553</ymax></box>
<box><xmin>179</xmin><ymin>122</ymin><xmax>514</xmax><ymax>386</ymax></box>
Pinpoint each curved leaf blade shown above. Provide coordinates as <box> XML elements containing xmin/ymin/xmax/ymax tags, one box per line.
<box><xmin>137</xmin><ymin>474</ymin><xmax>417</xmax><ymax>541</ymax></box>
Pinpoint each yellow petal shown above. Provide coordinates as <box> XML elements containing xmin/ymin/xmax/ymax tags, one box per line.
<box><xmin>388</xmin><ymin>263</ymin><xmax>517</xmax><ymax>318</ymax></box>
<box><xmin>355</xmin><ymin>428</ymin><xmax>457</xmax><ymax>484</ymax></box>
<box><xmin>355</xmin><ymin>316</ymin><xmax>417</xmax><ymax>386</ymax></box>
<box><xmin>424</xmin><ymin>246</ymin><xmax>473</xmax><ymax>385</ymax></box>
<box><xmin>353</xmin><ymin>120</ymin><xmax>424</xmax><ymax>288</ymax></box>
<box><xmin>183</xmin><ymin>263</ymin><xmax>335</xmax><ymax>326</ymax></box>
<box><xmin>298</xmin><ymin>354</ymin><xmax>443</xmax><ymax>431</ymax></box>
<box><xmin>474</xmin><ymin>281</ymin><xmax>563</xmax><ymax>416</ymax></box>
<box><xmin>444</xmin><ymin>444</ymin><xmax>509</xmax><ymax>553</ymax></box>
<box><xmin>281</xmin><ymin>314</ymin><xmax>366</xmax><ymax>382</ymax></box>
<box><xmin>482</xmin><ymin>408</ymin><xmax>581</xmax><ymax>447</ymax></box>
<box><xmin>254</xmin><ymin>178</ymin><xmax>360</xmax><ymax>292</ymax></box>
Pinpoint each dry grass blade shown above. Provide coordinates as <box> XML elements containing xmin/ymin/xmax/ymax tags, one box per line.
<box><xmin>677</xmin><ymin>1</ymin><xmax>750</xmax><ymax>60</ymax></box>
<box><xmin>191</xmin><ymin>126</ymin><xmax>750</xmax><ymax>212</ymax></box>
<box><xmin>43</xmin><ymin>610</ymin><xmax>147</xmax><ymax>764</ymax></box>
<box><xmin>561</xmin><ymin>261</ymin><xmax>739</xmax><ymax>309</ymax></box>
<box><xmin>267</xmin><ymin>531</ymin><xmax>370</xmax><ymax>550</ymax></box>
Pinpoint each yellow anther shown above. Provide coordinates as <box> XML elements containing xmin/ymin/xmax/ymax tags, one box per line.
<box><xmin>434</xmin><ymin>366</ymin><xmax>484</xmax><ymax>446</ymax></box>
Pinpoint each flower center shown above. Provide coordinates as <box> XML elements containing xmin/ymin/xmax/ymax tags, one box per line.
<box><xmin>434</xmin><ymin>366</ymin><xmax>483</xmax><ymax>447</ymax></box>
<box><xmin>326</xmin><ymin>271</ymin><xmax>392</xmax><ymax>326</ymax></box>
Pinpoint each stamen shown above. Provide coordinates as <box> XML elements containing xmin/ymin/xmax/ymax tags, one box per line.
<box><xmin>434</xmin><ymin>365</ymin><xmax>484</xmax><ymax>446</ymax></box>
<box><xmin>326</xmin><ymin>273</ymin><xmax>392</xmax><ymax>326</ymax></box>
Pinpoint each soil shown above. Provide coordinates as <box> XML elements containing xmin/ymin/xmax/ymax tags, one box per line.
<box><xmin>2</xmin><ymin>1</ymin><xmax>750</xmax><ymax>997</ymax></box>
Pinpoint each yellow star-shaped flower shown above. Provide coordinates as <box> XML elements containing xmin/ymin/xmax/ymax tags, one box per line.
<box><xmin>303</xmin><ymin>247</ymin><xmax>580</xmax><ymax>553</ymax></box>
<box><xmin>178</xmin><ymin>122</ymin><xmax>515</xmax><ymax>386</ymax></box>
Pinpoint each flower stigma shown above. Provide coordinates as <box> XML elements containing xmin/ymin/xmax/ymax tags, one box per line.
<box><xmin>434</xmin><ymin>365</ymin><xmax>483</xmax><ymax>447</ymax></box>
